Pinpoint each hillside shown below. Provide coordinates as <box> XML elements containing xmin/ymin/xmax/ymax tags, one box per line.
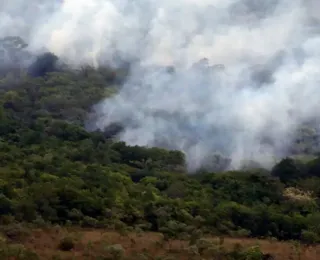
<box><xmin>0</xmin><ymin>59</ymin><xmax>320</xmax><ymax>259</ymax></box>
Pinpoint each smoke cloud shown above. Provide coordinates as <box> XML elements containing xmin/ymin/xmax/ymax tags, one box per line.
<box><xmin>2</xmin><ymin>0</ymin><xmax>320</xmax><ymax>171</ymax></box>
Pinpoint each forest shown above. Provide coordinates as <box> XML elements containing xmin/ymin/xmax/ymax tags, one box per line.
<box><xmin>0</xmin><ymin>37</ymin><xmax>320</xmax><ymax>259</ymax></box>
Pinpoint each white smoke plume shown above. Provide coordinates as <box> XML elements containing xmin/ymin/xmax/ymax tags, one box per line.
<box><xmin>2</xmin><ymin>0</ymin><xmax>320</xmax><ymax>171</ymax></box>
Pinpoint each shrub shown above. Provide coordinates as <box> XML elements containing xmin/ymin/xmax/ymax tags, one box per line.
<box><xmin>1</xmin><ymin>224</ymin><xmax>30</xmax><ymax>242</ymax></box>
<box><xmin>0</xmin><ymin>244</ymin><xmax>39</xmax><ymax>260</ymax></box>
<box><xmin>58</xmin><ymin>237</ymin><xmax>75</xmax><ymax>251</ymax></box>
<box><xmin>104</xmin><ymin>244</ymin><xmax>125</xmax><ymax>259</ymax></box>
<box><xmin>243</xmin><ymin>246</ymin><xmax>264</xmax><ymax>260</ymax></box>
<box><xmin>301</xmin><ymin>230</ymin><xmax>320</xmax><ymax>244</ymax></box>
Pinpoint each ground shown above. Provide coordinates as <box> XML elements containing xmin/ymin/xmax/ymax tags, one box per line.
<box><xmin>3</xmin><ymin>227</ymin><xmax>319</xmax><ymax>260</ymax></box>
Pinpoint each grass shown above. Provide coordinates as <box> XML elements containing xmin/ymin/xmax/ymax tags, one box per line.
<box><xmin>0</xmin><ymin>227</ymin><xmax>319</xmax><ymax>260</ymax></box>
<box><xmin>0</xmin><ymin>225</ymin><xmax>319</xmax><ymax>259</ymax></box>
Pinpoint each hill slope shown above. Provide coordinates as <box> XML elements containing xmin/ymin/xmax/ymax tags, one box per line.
<box><xmin>0</xmin><ymin>64</ymin><xmax>320</xmax><ymax>259</ymax></box>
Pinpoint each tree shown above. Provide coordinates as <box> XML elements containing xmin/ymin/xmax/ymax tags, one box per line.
<box><xmin>271</xmin><ymin>158</ymin><xmax>306</xmax><ymax>182</ymax></box>
<box><xmin>28</xmin><ymin>52</ymin><xmax>59</xmax><ymax>77</ymax></box>
<box><xmin>307</xmin><ymin>157</ymin><xmax>320</xmax><ymax>178</ymax></box>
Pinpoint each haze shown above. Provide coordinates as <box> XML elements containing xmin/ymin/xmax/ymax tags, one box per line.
<box><xmin>2</xmin><ymin>0</ymin><xmax>320</xmax><ymax>171</ymax></box>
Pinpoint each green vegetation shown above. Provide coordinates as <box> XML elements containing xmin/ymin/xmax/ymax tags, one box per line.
<box><xmin>0</xmin><ymin>59</ymin><xmax>320</xmax><ymax>259</ymax></box>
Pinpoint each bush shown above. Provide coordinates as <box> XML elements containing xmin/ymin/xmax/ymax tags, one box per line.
<box><xmin>0</xmin><ymin>244</ymin><xmax>39</xmax><ymax>260</ymax></box>
<box><xmin>104</xmin><ymin>244</ymin><xmax>125</xmax><ymax>259</ymax></box>
<box><xmin>1</xmin><ymin>224</ymin><xmax>30</xmax><ymax>242</ymax></box>
<box><xmin>58</xmin><ymin>237</ymin><xmax>75</xmax><ymax>251</ymax></box>
<box><xmin>301</xmin><ymin>230</ymin><xmax>320</xmax><ymax>244</ymax></box>
<box><xmin>195</xmin><ymin>238</ymin><xmax>214</xmax><ymax>255</ymax></box>
<box><xmin>81</xmin><ymin>216</ymin><xmax>98</xmax><ymax>228</ymax></box>
<box><xmin>242</xmin><ymin>246</ymin><xmax>264</xmax><ymax>260</ymax></box>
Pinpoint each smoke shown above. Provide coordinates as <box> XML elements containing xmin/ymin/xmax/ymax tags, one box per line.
<box><xmin>2</xmin><ymin>0</ymin><xmax>320</xmax><ymax>171</ymax></box>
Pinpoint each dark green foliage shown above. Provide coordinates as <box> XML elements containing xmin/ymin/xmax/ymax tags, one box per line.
<box><xmin>307</xmin><ymin>157</ymin><xmax>320</xmax><ymax>178</ymax></box>
<box><xmin>0</xmin><ymin>67</ymin><xmax>319</xmax><ymax>245</ymax></box>
<box><xmin>271</xmin><ymin>158</ymin><xmax>306</xmax><ymax>182</ymax></box>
